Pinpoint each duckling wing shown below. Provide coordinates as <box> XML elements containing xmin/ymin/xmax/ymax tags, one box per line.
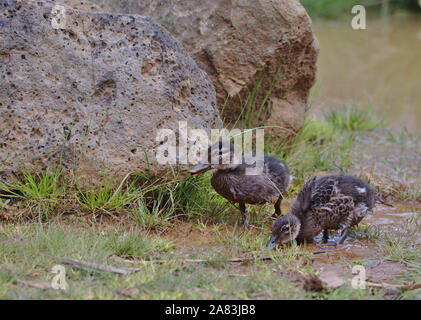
<box><xmin>291</xmin><ymin>176</ymin><xmax>317</xmax><ymax>216</ymax></box>
<box><xmin>263</xmin><ymin>156</ymin><xmax>291</xmax><ymax>194</ymax></box>
<box><xmin>311</xmin><ymin>178</ymin><xmax>337</xmax><ymax>207</ymax></box>
<box><xmin>312</xmin><ymin>195</ymin><xmax>355</xmax><ymax>230</ymax></box>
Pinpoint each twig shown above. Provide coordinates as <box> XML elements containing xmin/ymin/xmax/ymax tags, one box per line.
<box><xmin>112</xmin><ymin>251</ymin><xmax>326</xmax><ymax>266</ymax></box>
<box><xmin>312</xmin><ymin>251</ymin><xmax>327</xmax><ymax>255</ymax></box>
<box><xmin>16</xmin><ymin>279</ymin><xmax>52</xmax><ymax>290</ymax></box>
<box><xmin>56</xmin><ymin>257</ymin><xmax>141</xmax><ymax>275</ymax></box>
<box><xmin>112</xmin><ymin>255</ymin><xmax>274</xmax><ymax>265</ymax></box>
<box><xmin>346</xmin><ymin>279</ymin><xmax>413</xmax><ymax>289</ymax></box>
<box><xmin>229</xmin><ymin>273</ymin><xmax>249</xmax><ymax>277</ymax></box>
<box><xmin>408</xmin><ymin>283</ymin><xmax>421</xmax><ymax>290</ymax></box>
<box><xmin>229</xmin><ymin>256</ymin><xmax>272</xmax><ymax>263</ymax></box>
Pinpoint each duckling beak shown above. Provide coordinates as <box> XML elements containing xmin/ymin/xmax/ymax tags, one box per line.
<box><xmin>266</xmin><ymin>236</ymin><xmax>277</xmax><ymax>249</ymax></box>
<box><xmin>189</xmin><ymin>163</ymin><xmax>212</xmax><ymax>176</ymax></box>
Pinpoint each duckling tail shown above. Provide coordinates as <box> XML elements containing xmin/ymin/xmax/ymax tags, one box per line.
<box><xmin>376</xmin><ymin>196</ymin><xmax>393</xmax><ymax>207</ymax></box>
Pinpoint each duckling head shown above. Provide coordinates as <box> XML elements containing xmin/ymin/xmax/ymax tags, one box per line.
<box><xmin>266</xmin><ymin>214</ymin><xmax>301</xmax><ymax>248</ymax></box>
<box><xmin>189</xmin><ymin>141</ymin><xmax>240</xmax><ymax>175</ymax></box>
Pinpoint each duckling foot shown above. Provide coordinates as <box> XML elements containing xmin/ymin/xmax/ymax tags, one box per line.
<box><xmin>337</xmin><ymin>227</ymin><xmax>350</xmax><ymax>245</ymax></box>
<box><xmin>317</xmin><ymin>241</ymin><xmax>337</xmax><ymax>250</ymax></box>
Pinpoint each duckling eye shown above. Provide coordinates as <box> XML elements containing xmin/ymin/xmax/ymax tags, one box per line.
<box><xmin>281</xmin><ymin>225</ymin><xmax>292</xmax><ymax>233</ymax></box>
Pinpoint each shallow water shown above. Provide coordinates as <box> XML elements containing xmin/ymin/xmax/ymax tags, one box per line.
<box><xmin>311</xmin><ymin>17</ymin><xmax>421</xmax><ymax>133</ymax></box>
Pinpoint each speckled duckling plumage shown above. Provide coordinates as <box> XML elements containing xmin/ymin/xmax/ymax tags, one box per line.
<box><xmin>189</xmin><ymin>142</ymin><xmax>292</xmax><ymax>224</ymax></box>
<box><xmin>267</xmin><ymin>174</ymin><xmax>391</xmax><ymax>247</ymax></box>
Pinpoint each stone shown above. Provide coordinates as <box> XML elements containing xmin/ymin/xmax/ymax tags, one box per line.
<box><xmin>95</xmin><ymin>0</ymin><xmax>319</xmax><ymax>135</ymax></box>
<box><xmin>319</xmin><ymin>269</ymin><xmax>346</xmax><ymax>289</ymax></box>
<box><xmin>0</xmin><ymin>0</ymin><xmax>221</xmax><ymax>186</ymax></box>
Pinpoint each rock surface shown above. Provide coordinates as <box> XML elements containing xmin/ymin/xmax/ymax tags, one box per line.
<box><xmin>95</xmin><ymin>0</ymin><xmax>319</xmax><ymax>134</ymax></box>
<box><xmin>0</xmin><ymin>0</ymin><xmax>221</xmax><ymax>186</ymax></box>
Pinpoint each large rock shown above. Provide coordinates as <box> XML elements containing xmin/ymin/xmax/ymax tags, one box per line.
<box><xmin>95</xmin><ymin>0</ymin><xmax>319</xmax><ymax>134</ymax></box>
<box><xmin>0</xmin><ymin>0</ymin><xmax>221</xmax><ymax>186</ymax></box>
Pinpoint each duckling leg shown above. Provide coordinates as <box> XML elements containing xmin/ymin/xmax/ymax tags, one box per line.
<box><xmin>273</xmin><ymin>195</ymin><xmax>282</xmax><ymax>217</ymax></box>
<box><xmin>337</xmin><ymin>227</ymin><xmax>350</xmax><ymax>244</ymax></box>
<box><xmin>239</xmin><ymin>202</ymin><xmax>249</xmax><ymax>227</ymax></box>
<box><xmin>322</xmin><ymin>229</ymin><xmax>329</xmax><ymax>243</ymax></box>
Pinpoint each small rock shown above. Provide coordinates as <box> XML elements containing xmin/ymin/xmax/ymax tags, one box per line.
<box><xmin>319</xmin><ymin>270</ymin><xmax>345</xmax><ymax>289</ymax></box>
<box><xmin>383</xmin><ymin>285</ymin><xmax>401</xmax><ymax>300</ymax></box>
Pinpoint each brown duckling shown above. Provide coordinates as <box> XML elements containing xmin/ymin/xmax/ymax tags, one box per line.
<box><xmin>189</xmin><ymin>142</ymin><xmax>292</xmax><ymax>225</ymax></box>
<box><xmin>267</xmin><ymin>174</ymin><xmax>391</xmax><ymax>247</ymax></box>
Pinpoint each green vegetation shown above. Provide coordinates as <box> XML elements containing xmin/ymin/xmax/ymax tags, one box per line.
<box><xmin>264</xmin><ymin>104</ymin><xmax>381</xmax><ymax>187</ymax></box>
<box><xmin>301</xmin><ymin>0</ymin><xmax>421</xmax><ymax>20</ymax></box>
<box><xmin>233</xmin><ymin>67</ymin><xmax>283</xmax><ymax>130</ymax></box>
<box><xmin>0</xmin><ymin>167</ymin><xmax>65</xmax><ymax>217</ymax></box>
<box><xmin>400</xmin><ymin>258</ymin><xmax>421</xmax><ymax>299</ymax></box>
<box><xmin>381</xmin><ymin>233</ymin><xmax>421</xmax><ymax>262</ymax></box>
<box><xmin>324</xmin><ymin>106</ymin><xmax>379</xmax><ymax>132</ymax></box>
<box><xmin>76</xmin><ymin>174</ymin><xmax>140</xmax><ymax>215</ymax></box>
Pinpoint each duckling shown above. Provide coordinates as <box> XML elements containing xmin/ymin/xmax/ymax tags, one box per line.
<box><xmin>267</xmin><ymin>174</ymin><xmax>391</xmax><ymax>247</ymax></box>
<box><xmin>189</xmin><ymin>142</ymin><xmax>292</xmax><ymax>225</ymax></box>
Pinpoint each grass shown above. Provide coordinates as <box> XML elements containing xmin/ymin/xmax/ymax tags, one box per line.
<box><xmin>233</xmin><ymin>66</ymin><xmax>284</xmax><ymax>130</ymax></box>
<box><xmin>76</xmin><ymin>176</ymin><xmax>138</xmax><ymax>215</ymax></box>
<box><xmin>324</xmin><ymin>106</ymin><xmax>379</xmax><ymax>132</ymax></box>
<box><xmin>400</xmin><ymin>258</ymin><xmax>421</xmax><ymax>299</ymax></box>
<box><xmin>0</xmin><ymin>166</ymin><xmax>66</xmax><ymax>217</ymax></box>
<box><xmin>0</xmin><ymin>167</ymin><xmax>229</xmax><ymax>223</ymax></box>
<box><xmin>381</xmin><ymin>234</ymin><xmax>421</xmax><ymax>262</ymax></box>
<box><xmin>350</xmin><ymin>224</ymin><xmax>382</xmax><ymax>241</ymax></box>
<box><xmin>0</xmin><ymin>222</ymin><xmax>176</xmax><ymax>299</ymax></box>
<box><xmin>301</xmin><ymin>0</ymin><xmax>366</xmax><ymax>19</ymax></box>
<box><xmin>131</xmin><ymin>196</ymin><xmax>175</xmax><ymax>230</ymax></box>
<box><xmin>300</xmin><ymin>0</ymin><xmax>421</xmax><ymax>20</ymax></box>
<box><xmin>0</xmin><ymin>221</ymin><xmax>373</xmax><ymax>299</ymax></box>
<box><xmin>108</xmin><ymin>230</ymin><xmax>174</xmax><ymax>259</ymax></box>
<box><xmin>264</xmin><ymin>108</ymin><xmax>362</xmax><ymax>186</ymax></box>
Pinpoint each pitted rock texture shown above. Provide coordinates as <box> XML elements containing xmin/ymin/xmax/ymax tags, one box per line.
<box><xmin>58</xmin><ymin>0</ymin><xmax>102</xmax><ymax>12</ymax></box>
<box><xmin>0</xmin><ymin>0</ymin><xmax>221</xmax><ymax>186</ymax></box>
<box><xmin>95</xmin><ymin>0</ymin><xmax>319</xmax><ymax>135</ymax></box>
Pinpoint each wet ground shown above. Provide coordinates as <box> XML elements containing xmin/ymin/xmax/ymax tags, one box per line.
<box><xmin>160</xmin><ymin>199</ymin><xmax>420</xmax><ymax>293</ymax></box>
<box><xmin>312</xmin><ymin>202</ymin><xmax>420</xmax><ymax>288</ymax></box>
<box><xmin>346</xmin><ymin>130</ymin><xmax>421</xmax><ymax>186</ymax></box>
